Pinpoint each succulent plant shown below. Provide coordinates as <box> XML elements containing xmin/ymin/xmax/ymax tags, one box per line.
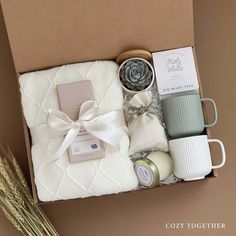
<box><xmin>120</xmin><ymin>59</ymin><xmax>153</xmax><ymax>91</ymax></box>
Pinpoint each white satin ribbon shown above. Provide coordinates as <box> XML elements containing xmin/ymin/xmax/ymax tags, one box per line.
<box><xmin>30</xmin><ymin>100</ymin><xmax>129</xmax><ymax>161</ymax></box>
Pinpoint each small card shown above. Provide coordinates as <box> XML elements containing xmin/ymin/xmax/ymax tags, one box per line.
<box><xmin>57</xmin><ymin>81</ymin><xmax>105</xmax><ymax>163</ymax></box>
<box><xmin>152</xmin><ymin>47</ymin><xmax>199</xmax><ymax>95</ymax></box>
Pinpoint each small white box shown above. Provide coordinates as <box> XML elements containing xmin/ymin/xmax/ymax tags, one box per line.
<box><xmin>152</xmin><ymin>47</ymin><xmax>199</xmax><ymax>95</ymax></box>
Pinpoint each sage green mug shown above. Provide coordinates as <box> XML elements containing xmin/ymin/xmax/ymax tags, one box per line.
<box><xmin>161</xmin><ymin>94</ymin><xmax>218</xmax><ymax>138</ymax></box>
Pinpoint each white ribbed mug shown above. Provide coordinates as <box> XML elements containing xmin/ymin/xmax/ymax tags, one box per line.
<box><xmin>169</xmin><ymin>135</ymin><xmax>226</xmax><ymax>181</ymax></box>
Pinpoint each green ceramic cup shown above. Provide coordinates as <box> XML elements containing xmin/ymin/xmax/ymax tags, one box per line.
<box><xmin>161</xmin><ymin>94</ymin><xmax>218</xmax><ymax>138</ymax></box>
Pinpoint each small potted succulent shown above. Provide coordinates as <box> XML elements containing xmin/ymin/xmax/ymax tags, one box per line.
<box><xmin>118</xmin><ymin>57</ymin><xmax>154</xmax><ymax>94</ymax></box>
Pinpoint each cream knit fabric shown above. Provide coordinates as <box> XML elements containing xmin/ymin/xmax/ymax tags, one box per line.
<box><xmin>19</xmin><ymin>61</ymin><xmax>138</xmax><ymax>202</ymax></box>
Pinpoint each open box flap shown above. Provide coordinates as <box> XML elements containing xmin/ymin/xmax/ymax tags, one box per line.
<box><xmin>1</xmin><ymin>0</ymin><xmax>194</xmax><ymax>73</ymax></box>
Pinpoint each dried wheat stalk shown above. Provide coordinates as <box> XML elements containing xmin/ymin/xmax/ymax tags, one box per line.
<box><xmin>0</xmin><ymin>146</ymin><xmax>59</xmax><ymax>236</ymax></box>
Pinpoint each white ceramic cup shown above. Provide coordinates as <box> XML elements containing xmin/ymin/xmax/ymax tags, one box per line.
<box><xmin>169</xmin><ymin>135</ymin><xmax>226</xmax><ymax>181</ymax></box>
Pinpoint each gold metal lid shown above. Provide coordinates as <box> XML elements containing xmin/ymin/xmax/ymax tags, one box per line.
<box><xmin>134</xmin><ymin>158</ymin><xmax>160</xmax><ymax>188</ymax></box>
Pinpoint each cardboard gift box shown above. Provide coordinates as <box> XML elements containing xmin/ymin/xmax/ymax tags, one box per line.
<box><xmin>0</xmin><ymin>0</ymin><xmax>216</xmax><ymax>203</ymax></box>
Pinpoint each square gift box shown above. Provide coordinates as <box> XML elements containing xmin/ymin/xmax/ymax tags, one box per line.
<box><xmin>0</xmin><ymin>0</ymin><xmax>216</xmax><ymax>203</ymax></box>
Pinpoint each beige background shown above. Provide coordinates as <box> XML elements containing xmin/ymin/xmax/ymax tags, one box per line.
<box><xmin>0</xmin><ymin>0</ymin><xmax>235</xmax><ymax>235</ymax></box>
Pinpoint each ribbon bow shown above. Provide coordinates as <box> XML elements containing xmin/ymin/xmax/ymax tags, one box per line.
<box><xmin>31</xmin><ymin>100</ymin><xmax>129</xmax><ymax>161</ymax></box>
<box><xmin>128</xmin><ymin>91</ymin><xmax>156</xmax><ymax>119</ymax></box>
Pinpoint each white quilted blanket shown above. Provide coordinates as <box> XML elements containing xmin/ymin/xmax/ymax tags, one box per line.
<box><xmin>19</xmin><ymin>61</ymin><xmax>138</xmax><ymax>202</ymax></box>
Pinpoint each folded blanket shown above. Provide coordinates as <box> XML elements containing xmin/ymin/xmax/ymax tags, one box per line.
<box><xmin>19</xmin><ymin>61</ymin><xmax>138</xmax><ymax>202</ymax></box>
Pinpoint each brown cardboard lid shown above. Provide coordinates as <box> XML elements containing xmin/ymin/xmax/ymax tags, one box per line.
<box><xmin>1</xmin><ymin>0</ymin><xmax>194</xmax><ymax>73</ymax></box>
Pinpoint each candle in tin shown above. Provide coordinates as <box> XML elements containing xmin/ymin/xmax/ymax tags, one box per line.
<box><xmin>134</xmin><ymin>151</ymin><xmax>173</xmax><ymax>188</ymax></box>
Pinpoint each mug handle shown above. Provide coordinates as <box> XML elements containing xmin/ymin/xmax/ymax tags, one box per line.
<box><xmin>201</xmin><ymin>98</ymin><xmax>218</xmax><ymax>127</ymax></box>
<box><xmin>208</xmin><ymin>139</ymin><xmax>226</xmax><ymax>169</ymax></box>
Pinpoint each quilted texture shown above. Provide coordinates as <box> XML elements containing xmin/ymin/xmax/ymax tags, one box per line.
<box><xmin>19</xmin><ymin>61</ymin><xmax>138</xmax><ymax>202</ymax></box>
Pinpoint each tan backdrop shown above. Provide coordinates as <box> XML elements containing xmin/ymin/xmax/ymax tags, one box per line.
<box><xmin>0</xmin><ymin>0</ymin><xmax>235</xmax><ymax>235</ymax></box>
